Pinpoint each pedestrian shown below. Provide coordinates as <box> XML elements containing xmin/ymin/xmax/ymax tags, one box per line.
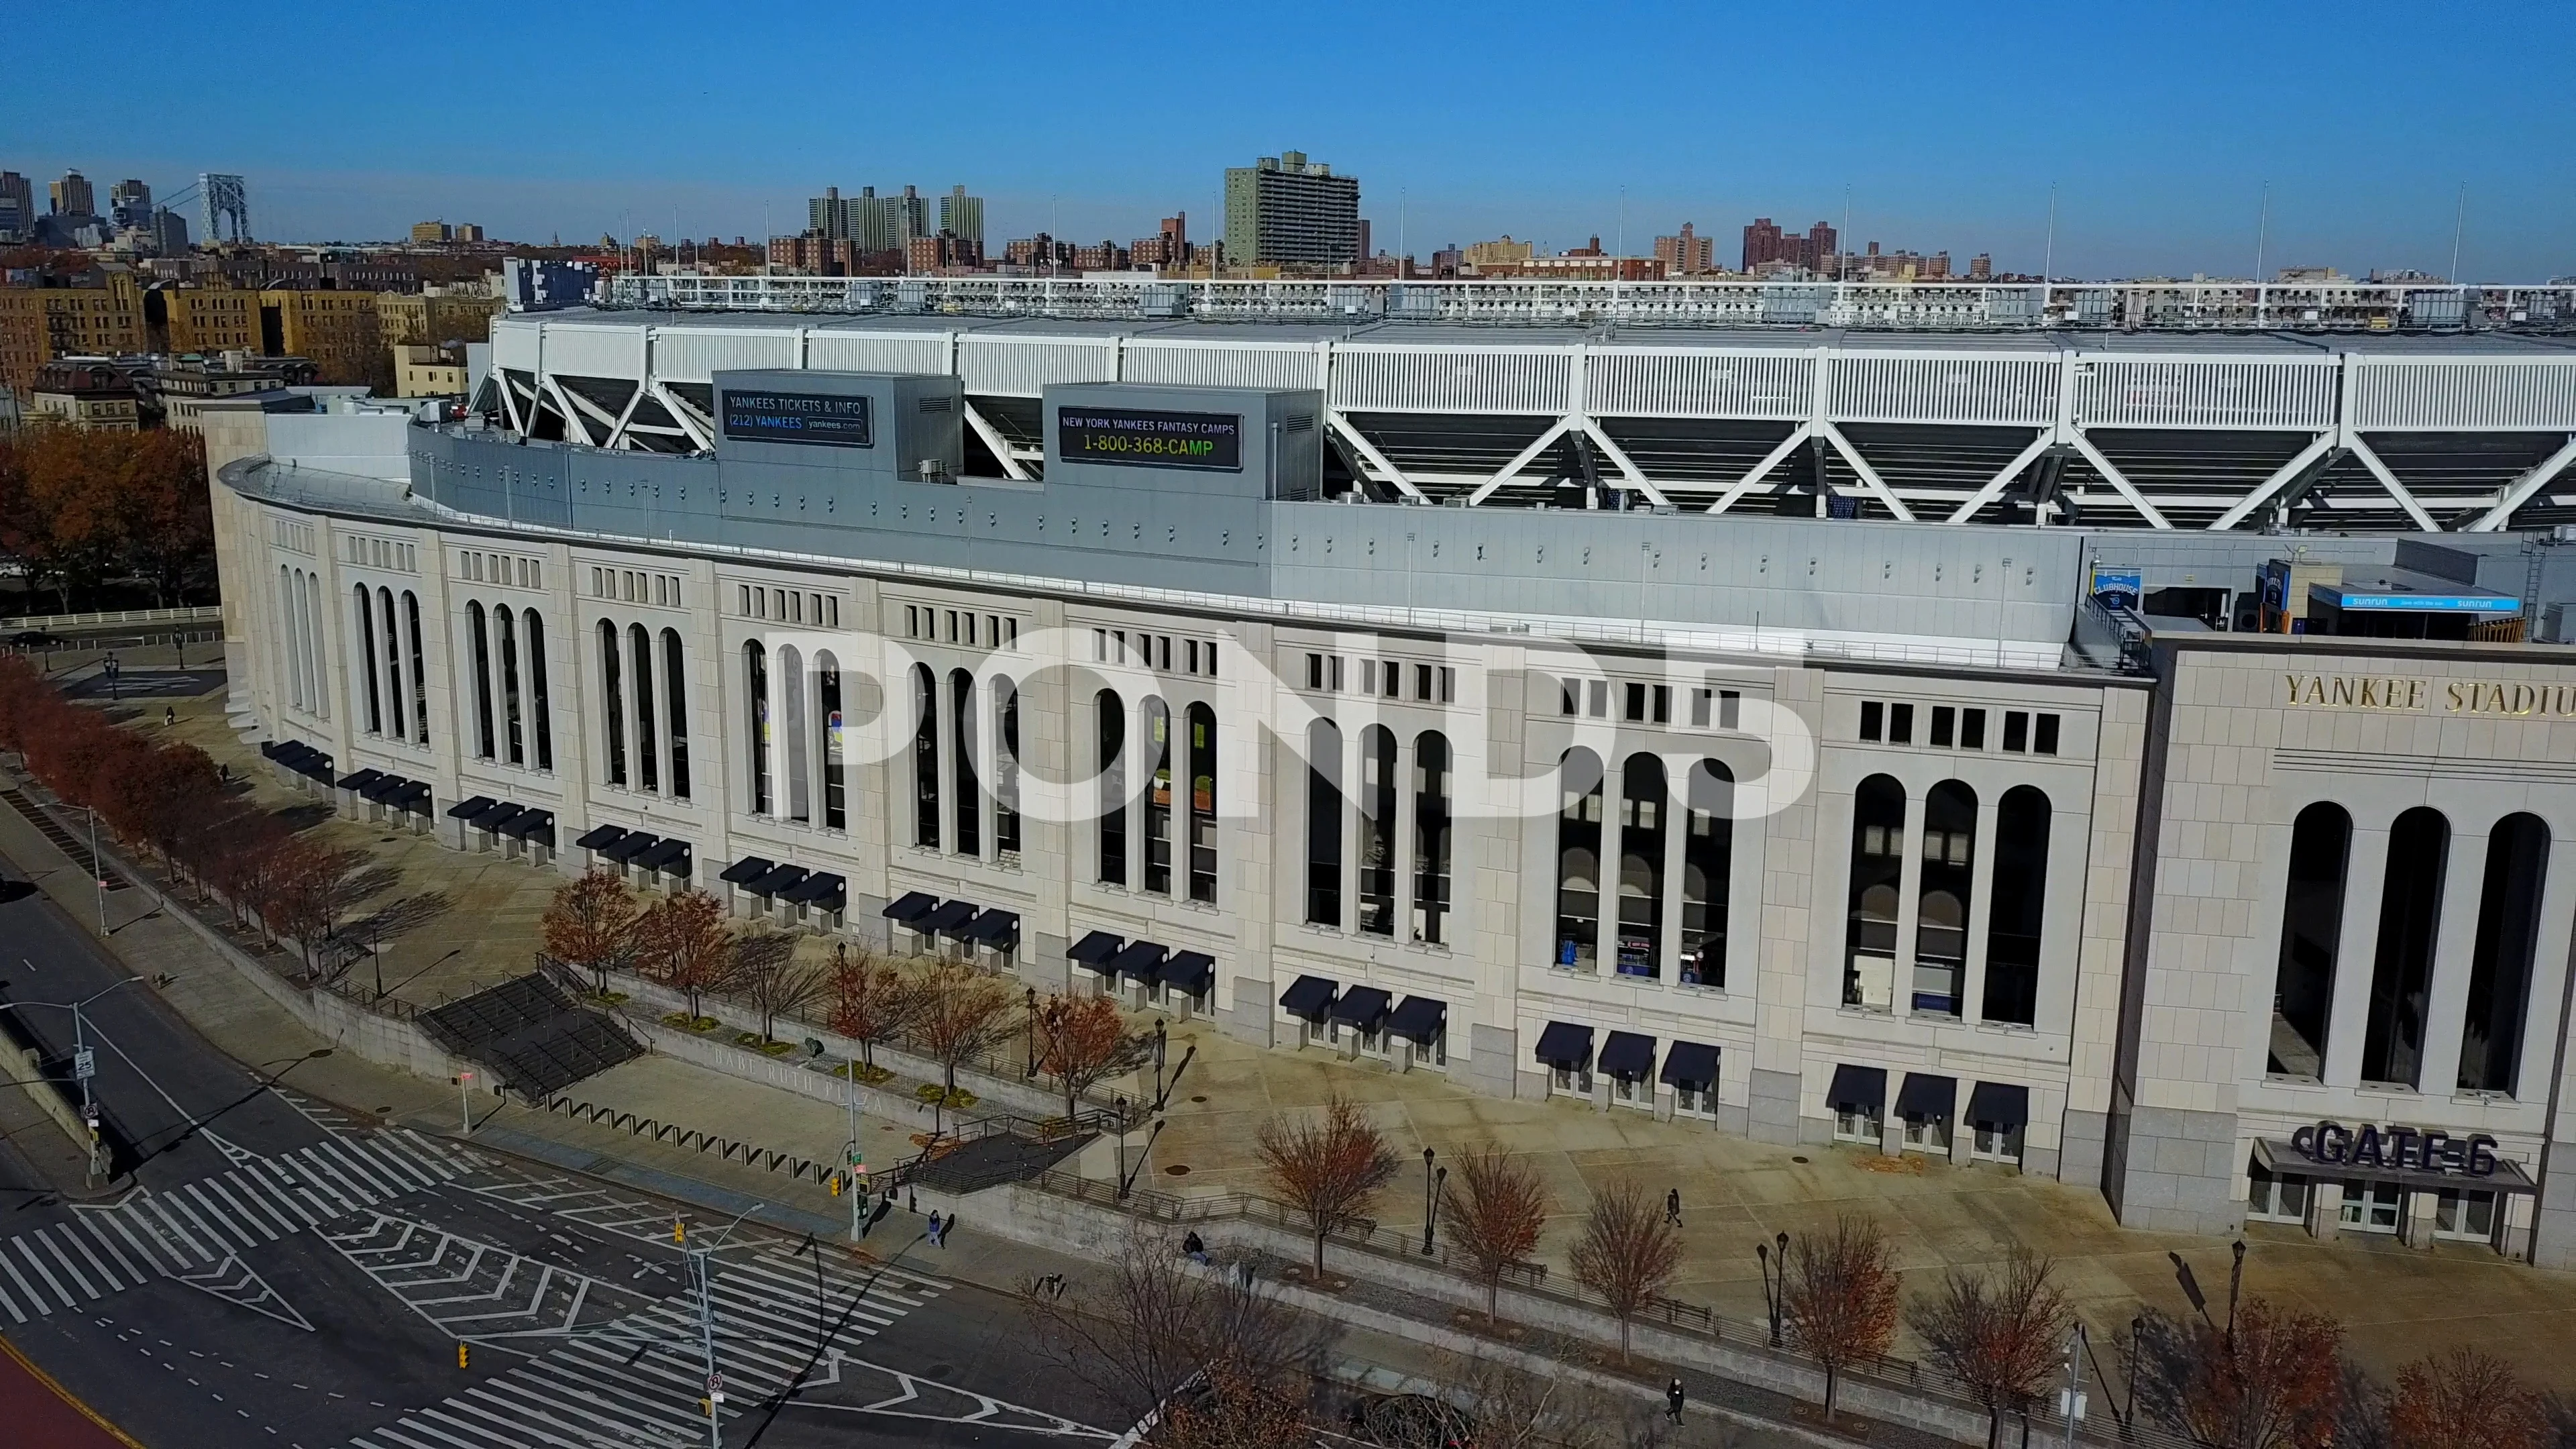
<box><xmin>1666</xmin><ymin>1379</ymin><xmax>1686</xmax><ymax>1424</ymax></box>
<box><xmin>927</xmin><ymin>1210</ymin><xmax>945</xmax><ymax>1248</ymax></box>
<box><xmin>1183</xmin><ymin>1230</ymin><xmax>1209</xmax><ymax>1265</ymax></box>
<box><xmin>1666</xmin><ymin>1187</ymin><xmax>1682</xmax><ymax>1227</ymax></box>
<box><xmin>164</xmin><ymin>706</ymin><xmax>176</xmax><ymax>728</ymax></box>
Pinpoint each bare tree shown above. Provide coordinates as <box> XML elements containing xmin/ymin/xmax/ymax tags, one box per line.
<box><xmin>908</xmin><ymin>958</ymin><xmax>1013</xmax><ymax>1097</ymax></box>
<box><xmin>730</xmin><ymin>932</ymin><xmax>825</xmax><ymax>1042</ymax></box>
<box><xmin>1906</xmin><ymin>1246</ymin><xmax>2072</xmax><ymax>1449</ymax></box>
<box><xmin>1782</xmin><ymin>1214</ymin><xmax>1902</xmax><ymax>1424</ymax></box>
<box><xmin>632</xmin><ymin>888</ymin><xmax>736</xmax><ymax>1019</ymax></box>
<box><xmin>824</xmin><ymin>945</ymin><xmax>919</xmax><ymax>1074</ymax></box>
<box><xmin>1032</xmin><ymin>991</ymin><xmax>1150</xmax><ymax>1122</ymax></box>
<box><xmin>541</xmin><ymin>867</ymin><xmax>639</xmax><ymax>994</ymax></box>
<box><xmin>1440</xmin><ymin>1142</ymin><xmax>1551</xmax><ymax>1324</ymax></box>
<box><xmin>1432</xmin><ymin>1349</ymin><xmax>1676</xmax><ymax>1449</ymax></box>
<box><xmin>1570</xmin><ymin>1176</ymin><xmax>1682</xmax><ymax>1363</ymax></box>
<box><xmin>1021</xmin><ymin>1224</ymin><xmax>1325</xmax><ymax>1434</ymax></box>
<box><xmin>2386</xmin><ymin>1347</ymin><xmax>2546</xmax><ymax>1449</ymax></box>
<box><xmin>1255</xmin><ymin>1093</ymin><xmax>1399</xmax><ymax>1281</ymax></box>
<box><xmin>2131</xmin><ymin>1298</ymin><xmax>2345</xmax><ymax>1449</ymax></box>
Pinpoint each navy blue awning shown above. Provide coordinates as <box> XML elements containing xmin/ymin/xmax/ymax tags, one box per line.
<box><xmin>1659</xmin><ymin>1040</ymin><xmax>1719</xmax><ymax>1089</ymax></box>
<box><xmin>883</xmin><ymin>890</ymin><xmax>939</xmax><ymax>924</ymax></box>
<box><xmin>966</xmin><ymin>909</ymin><xmax>1021</xmax><ymax>947</ymax></box>
<box><xmin>335</xmin><ymin>768</ymin><xmax>384</xmax><ymax>791</ymax></box>
<box><xmin>921</xmin><ymin>899</ymin><xmax>977</xmax><ymax>934</ymax></box>
<box><xmin>1067</xmin><ymin>930</ymin><xmax>1124</xmax><ymax>968</ymax></box>
<box><xmin>720</xmin><ymin>855</ymin><xmax>775</xmax><ymax>885</ymax></box>
<box><xmin>1967</xmin><ymin>1081</ymin><xmax>2030</xmax><ymax>1131</ymax></box>
<box><xmin>1110</xmin><ymin>941</ymin><xmax>1168</xmax><ymax>979</ymax></box>
<box><xmin>360</xmin><ymin>774</ymin><xmax>411</xmax><ymax>804</ymax></box>
<box><xmin>1829</xmin><ymin>1064</ymin><xmax>1888</xmax><ymax>1115</ymax></box>
<box><xmin>1385</xmin><ymin>996</ymin><xmax>1446</xmax><ymax>1044</ymax></box>
<box><xmin>1896</xmin><ymin>1073</ymin><xmax>1957</xmax><ymax>1122</ymax></box>
<box><xmin>1533</xmin><ymin>1021</ymin><xmax>1594</xmax><ymax>1069</ymax></box>
<box><xmin>575</xmin><ymin>823</ymin><xmax>628</xmax><ymax>851</ymax></box>
<box><xmin>496</xmin><ymin>808</ymin><xmax>553</xmax><ymax>841</ymax></box>
<box><xmin>1160</xmin><ymin>951</ymin><xmax>1214</xmax><ymax>994</ymax></box>
<box><xmin>602</xmin><ymin>831</ymin><xmax>660</xmax><ymax>863</ymax></box>
<box><xmin>1330</xmin><ymin>986</ymin><xmax>1392</xmax><ymax>1028</ymax></box>
<box><xmin>467</xmin><ymin>800</ymin><xmax>525</xmax><ymax>832</ymax></box>
<box><xmin>635</xmin><ymin>837</ymin><xmax>692</xmax><ymax>873</ymax></box>
<box><xmin>749</xmin><ymin>863</ymin><xmax>810</xmax><ymax>898</ymax></box>
<box><xmin>446</xmin><ymin>794</ymin><xmax>498</xmax><ymax>820</ymax></box>
<box><xmin>1599</xmin><ymin>1030</ymin><xmax>1656</xmax><ymax>1080</ymax></box>
<box><xmin>1277</xmin><ymin>975</ymin><xmax>1336</xmax><ymax>1019</ymax></box>
<box><xmin>785</xmin><ymin>871</ymin><xmax>845</xmax><ymax>906</ymax></box>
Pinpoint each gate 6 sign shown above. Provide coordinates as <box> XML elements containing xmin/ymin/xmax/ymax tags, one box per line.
<box><xmin>2288</xmin><ymin>1120</ymin><xmax>2502</xmax><ymax>1177</ymax></box>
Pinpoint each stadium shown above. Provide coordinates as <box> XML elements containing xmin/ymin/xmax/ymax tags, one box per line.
<box><xmin>205</xmin><ymin>281</ymin><xmax>2576</xmax><ymax>1270</ymax></box>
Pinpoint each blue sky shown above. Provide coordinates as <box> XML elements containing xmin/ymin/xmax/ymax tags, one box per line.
<box><xmin>8</xmin><ymin>0</ymin><xmax>2571</xmax><ymax>279</ymax></box>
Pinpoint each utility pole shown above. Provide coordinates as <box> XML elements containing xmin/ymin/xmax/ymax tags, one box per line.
<box><xmin>2253</xmin><ymin>182</ymin><xmax>2270</xmax><ymax>327</ymax></box>
<box><xmin>846</xmin><ymin>1049</ymin><xmax>864</xmax><ymax>1243</ymax></box>
<box><xmin>2448</xmin><ymin>183</ymin><xmax>2467</xmax><ymax>284</ymax></box>
<box><xmin>2061</xmin><ymin>1322</ymin><xmax>2088</xmax><ymax>1449</ymax></box>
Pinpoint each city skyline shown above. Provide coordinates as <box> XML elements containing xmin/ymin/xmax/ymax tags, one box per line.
<box><xmin>5</xmin><ymin>0</ymin><xmax>2571</xmax><ymax>279</ymax></box>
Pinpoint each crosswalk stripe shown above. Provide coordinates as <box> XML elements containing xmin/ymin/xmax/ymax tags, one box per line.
<box><xmin>455</xmin><ymin>1384</ymin><xmax>647</xmax><ymax>1448</ymax></box>
<box><xmin>52</xmin><ymin>1223</ymin><xmax>125</xmax><ymax>1293</ymax></box>
<box><xmin>0</xmin><ymin>1276</ymin><xmax>26</xmax><ymax>1324</ymax></box>
<box><xmin>86</xmin><ymin>1207</ymin><xmax>172</xmax><ymax>1276</ymax></box>
<box><xmin>0</xmin><ymin>1246</ymin><xmax>48</xmax><ymax>1316</ymax></box>
<box><xmin>513</xmin><ymin>1361</ymin><xmax>687</xmax><ymax>1430</ymax></box>
<box><xmin>384</xmin><ymin>1413</ymin><xmax>489</xmax><ymax>1449</ymax></box>
<box><xmin>324</xmin><ymin>1135</ymin><xmax>423</xmax><ymax>1196</ymax></box>
<box><xmin>174</xmin><ymin>1183</ymin><xmax>263</xmax><ymax>1251</ymax></box>
<box><xmin>231</xmin><ymin>1160</ymin><xmax>324</xmax><ymax>1231</ymax></box>
<box><xmin>135</xmin><ymin>1193</ymin><xmax>216</xmax><ymax>1267</ymax></box>
<box><xmin>195</xmin><ymin>1175</ymin><xmax>287</xmax><ymax>1243</ymax></box>
<box><xmin>34</xmin><ymin>1230</ymin><xmax>107</xmax><ymax>1299</ymax></box>
<box><xmin>70</xmin><ymin>1214</ymin><xmax>150</xmax><ymax>1285</ymax></box>
<box><xmin>11</xmin><ymin>1238</ymin><xmax>76</xmax><ymax>1307</ymax></box>
<box><xmin>295</xmin><ymin>1142</ymin><xmax>380</xmax><ymax>1211</ymax></box>
<box><xmin>367</xmin><ymin>1132</ymin><xmax>451</xmax><ymax>1187</ymax></box>
<box><xmin>153</xmin><ymin>1187</ymin><xmax>233</xmax><ymax>1258</ymax></box>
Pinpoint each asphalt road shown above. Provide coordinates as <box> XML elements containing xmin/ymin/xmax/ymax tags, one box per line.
<box><xmin>0</xmin><ymin>839</ymin><xmax>1124</xmax><ymax>1449</ymax></box>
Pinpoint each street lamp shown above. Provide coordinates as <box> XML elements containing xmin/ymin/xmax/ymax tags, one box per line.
<box><xmin>1154</xmin><ymin>1018</ymin><xmax>1168</xmax><ymax>1103</ymax></box>
<box><xmin>2225</xmin><ymin>1240</ymin><xmax>2246</xmax><ymax>1352</ymax></box>
<box><xmin>1757</xmin><ymin>1230</ymin><xmax>1789</xmax><ymax>1348</ymax></box>
<box><xmin>1421</xmin><ymin>1148</ymin><xmax>1438</xmax><ymax>1254</ymax></box>
<box><xmin>1024</xmin><ymin>987</ymin><xmax>1039</xmax><ymax>1079</ymax></box>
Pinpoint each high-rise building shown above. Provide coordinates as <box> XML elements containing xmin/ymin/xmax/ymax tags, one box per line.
<box><xmin>108</xmin><ymin>179</ymin><xmax>153</xmax><ymax>232</ymax></box>
<box><xmin>411</xmin><ymin>221</ymin><xmax>453</xmax><ymax>244</ymax></box>
<box><xmin>457</xmin><ymin>223</ymin><xmax>485</xmax><ymax>244</ymax></box>
<box><xmin>1741</xmin><ymin>217</ymin><xmax>1838</xmax><ymax>273</ymax></box>
<box><xmin>1805</xmin><ymin>221</ymin><xmax>1838</xmax><ymax>274</ymax></box>
<box><xmin>1223</xmin><ymin>150</ymin><xmax>1361</xmax><ymax>268</ymax></box>
<box><xmin>938</xmin><ymin>186</ymin><xmax>984</xmax><ymax>252</ymax></box>
<box><xmin>1655</xmin><ymin>222</ymin><xmax>1714</xmax><ymax>275</ymax></box>
<box><xmin>0</xmin><ymin>172</ymin><xmax>31</xmax><ymax>243</ymax></box>
<box><xmin>1132</xmin><ymin>213</ymin><xmax>1193</xmax><ymax>269</ymax></box>
<box><xmin>810</xmin><ymin>186</ymin><xmax>847</xmax><ymax>239</ymax></box>
<box><xmin>50</xmin><ymin>170</ymin><xmax>95</xmax><ymax>217</ymax></box>
<box><xmin>1970</xmin><ymin>254</ymin><xmax>1993</xmax><ymax>281</ymax></box>
<box><xmin>1462</xmin><ymin>237</ymin><xmax>1534</xmax><ymax>270</ymax></box>
<box><xmin>151</xmin><ymin>207</ymin><xmax>190</xmax><ymax>255</ymax></box>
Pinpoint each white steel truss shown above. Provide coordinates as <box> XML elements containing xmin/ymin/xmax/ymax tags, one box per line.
<box><xmin>492</xmin><ymin>316</ymin><xmax>2576</xmax><ymax>531</ymax></box>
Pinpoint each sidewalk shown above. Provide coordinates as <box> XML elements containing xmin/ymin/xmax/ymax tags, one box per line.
<box><xmin>50</xmin><ymin>690</ymin><xmax>2576</xmax><ymax>1393</ymax></box>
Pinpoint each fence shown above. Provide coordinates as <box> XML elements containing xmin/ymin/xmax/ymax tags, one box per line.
<box><xmin>536</xmin><ymin>1092</ymin><xmax>863</xmax><ymax>1193</ymax></box>
<box><xmin>0</xmin><ymin>605</ymin><xmax>223</xmax><ymax>633</ymax></box>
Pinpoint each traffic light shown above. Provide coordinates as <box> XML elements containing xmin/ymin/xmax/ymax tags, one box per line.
<box><xmin>457</xmin><ymin>1344</ymin><xmax>469</xmax><ymax>1370</ymax></box>
<box><xmin>830</xmin><ymin>1173</ymin><xmax>843</xmax><ymax>1197</ymax></box>
<box><xmin>674</xmin><ymin>1219</ymin><xmax>686</xmax><ymax>1244</ymax></box>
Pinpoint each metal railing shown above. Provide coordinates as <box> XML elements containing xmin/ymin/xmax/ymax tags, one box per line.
<box><xmin>0</xmin><ymin>605</ymin><xmax>223</xmax><ymax>633</ymax></box>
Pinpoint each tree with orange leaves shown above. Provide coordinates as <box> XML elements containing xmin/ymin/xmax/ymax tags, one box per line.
<box><xmin>633</xmin><ymin>888</ymin><xmax>736</xmax><ymax>1018</ymax></box>
<box><xmin>2133</xmin><ymin>1297</ymin><xmax>2346</xmax><ymax>1449</ymax></box>
<box><xmin>1031</xmin><ymin>991</ymin><xmax>1150</xmax><ymax>1122</ymax></box>
<box><xmin>825</xmin><ymin>945</ymin><xmax>920</xmax><ymax>1074</ymax></box>
<box><xmin>541</xmin><ymin>868</ymin><xmax>639</xmax><ymax>993</ymax></box>
<box><xmin>908</xmin><ymin>959</ymin><xmax>1014</xmax><ymax>1098</ymax></box>
<box><xmin>2386</xmin><ymin>1346</ymin><xmax>2546</xmax><ymax>1449</ymax></box>
<box><xmin>1908</xmin><ymin>1246</ymin><xmax>2072</xmax><ymax>1449</ymax></box>
<box><xmin>1255</xmin><ymin>1093</ymin><xmax>1399</xmax><ymax>1281</ymax></box>
<box><xmin>1783</xmin><ymin>1214</ymin><xmax>1902</xmax><ymax>1424</ymax></box>
<box><xmin>1569</xmin><ymin>1175</ymin><xmax>1681</xmax><ymax>1363</ymax></box>
<box><xmin>1440</xmin><ymin>1142</ymin><xmax>1551</xmax><ymax>1325</ymax></box>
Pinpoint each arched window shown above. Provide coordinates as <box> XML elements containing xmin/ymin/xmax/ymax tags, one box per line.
<box><xmin>2461</xmin><ymin>814</ymin><xmax>2549</xmax><ymax>1094</ymax></box>
<box><xmin>468</xmin><ymin>602</ymin><xmax>495</xmax><ymax>759</ymax></box>
<box><xmin>1412</xmin><ymin>732</ymin><xmax>1451</xmax><ymax>945</ymax></box>
<box><xmin>378</xmin><ymin>587</ymin><xmax>405</xmax><ymax>742</ymax></box>
<box><xmin>951</xmin><ymin>669</ymin><xmax>980</xmax><ymax>857</ymax></box>
<box><xmin>1915</xmin><ymin>782</ymin><xmax>1977</xmax><ymax>1016</ymax></box>
<box><xmin>910</xmin><ymin>663</ymin><xmax>939</xmax><ymax>848</ymax></box>
<box><xmin>1305</xmin><ymin>720</ymin><xmax>1344</xmax><ymax>926</ymax></box>
<box><xmin>993</xmin><ymin>677</ymin><xmax>1021</xmax><ymax>857</ymax></box>
<box><xmin>1356</xmin><ymin>725</ymin><xmax>1396</xmax><ymax>936</ymax></box>
<box><xmin>1616</xmin><ymin>754</ymin><xmax>1668</xmax><ymax>978</ymax></box>
<box><xmin>354</xmin><ymin>584</ymin><xmax>382</xmax><ymax>734</ymax></box>
<box><xmin>304</xmin><ymin>571</ymin><xmax>326</xmax><ymax>719</ymax></box>
<box><xmin>1984</xmin><ymin>786</ymin><xmax>2050</xmax><ymax>1026</ymax></box>
<box><xmin>629</xmin><ymin>623</ymin><xmax>658</xmax><ymax>792</ymax></box>
<box><xmin>276</xmin><ymin>567</ymin><xmax>301</xmax><ymax>711</ymax></box>
<box><xmin>1555</xmin><ymin>749</ymin><xmax>1605</xmax><ymax>969</ymax></box>
<box><xmin>1680</xmin><ymin>760</ymin><xmax>1732</xmax><ymax>987</ymax></box>
<box><xmin>2363</xmin><ymin>806</ymin><xmax>2450</xmax><ymax>1087</ymax></box>
<box><xmin>741</xmin><ymin>639</ymin><xmax>766</xmax><ymax>812</ymax></box>
<box><xmin>496</xmin><ymin>604</ymin><xmax>523</xmax><ymax>764</ymax></box>
<box><xmin>598</xmin><ymin>619</ymin><xmax>626</xmax><ymax>784</ymax></box>
<box><xmin>524</xmin><ymin>610</ymin><xmax>551</xmax><ymax>770</ymax></box>
<box><xmin>2268</xmin><ymin>802</ymin><xmax>2351</xmax><ymax>1078</ymax></box>
<box><xmin>1142</xmin><ymin>698</ymin><xmax>1173</xmax><ymax>894</ymax></box>
<box><xmin>780</xmin><ymin>645</ymin><xmax>807</xmax><ymax>821</ymax></box>
<box><xmin>818</xmin><ymin>651</ymin><xmax>845</xmax><ymax>830</ymax></box>
<box><xmin>403</xmin><ymin>592</ymin><xmax>428</xmax><ymax>744</ymax></box>
<box><xmin>1096</xmin><ymin>689</ymin><xmax>1126</xmax><ymax>883</ymax></box>
<box><xmin>1187</xmin><ymin>702</ymin><xmax>1218</xmax><ymax>904</ymax></box>
<box><xmin>1843</xmin><ymin>774</ymin><xmax>1905</xmax><ymax>1008</ymax></box>
<box><xmin>661</xmin><ymin>629</ymin><xmax>687</xmax><ymax>798</ymax></box>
